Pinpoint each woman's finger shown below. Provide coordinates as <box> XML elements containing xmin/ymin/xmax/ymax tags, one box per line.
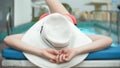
<box><xmin>48</xmin><ymin>49</ymin><xmax>59</xmax><ymax>55</ymax></box>
<box><xmin>44</xmin><ymin>52</ymin><xmax>56</xmax><ymax>60</ymax></box>
<box><xmin>56</xmin><ymin>55</ymin><xmax>60</xmax><ymax>64</ymax></box>
<box><xmin>59</xmin><ymin>54</ymin><xmax>64</xmax><ymax>63</ymax></box>
<box><xmin>49</xmin><ymin>59</ymin><xmax>56</xmax><ymax>63</ymax></box>
<box><xmin>63</xmin><ymin>54</ymin><xmax>66</xmax><ymax>61</ymax></box>
<box><xmin>58</xmin><ymin>50</ymin><xmax>63</xmax><ymax>55</ymax></box>
<box><xmin>64</xmin><ymin>54</ymin><xmax>71</xmax><ymax>62</ymax></box>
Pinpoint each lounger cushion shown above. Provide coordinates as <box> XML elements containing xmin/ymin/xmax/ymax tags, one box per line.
<box><xmin>2</xmin><ymin>28</ymin><xmax>120</xmax><ymax>60</ymax></box>
<box><xmin>2</xmin><ymin>44</ymin><xmax>120</xmax><ymax>60</ymax></box>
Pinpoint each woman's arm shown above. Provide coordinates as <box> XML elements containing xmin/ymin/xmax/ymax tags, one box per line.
<box><xmin>4</xmin><ymin>34</ymin><xmax>41</xmax><ymax>55</ymax></box>
<box><xmin>45</xmin><ymin>0</ymin><xmax>73</xmax><ymax>22</ymax></box>
<box><xmin>45</xmin><ymin>0</ymin><xmax>69</xmax><ymax>14</ymax></box>
<box><xmin>75</xmin><ymin>35</ymin><xmax>112</xmax><ymax>54</ymax></box>
<box><xmin>4</xmin><ymin>34</ymin><xmax>58</xmax><ymax>61</ymax></box>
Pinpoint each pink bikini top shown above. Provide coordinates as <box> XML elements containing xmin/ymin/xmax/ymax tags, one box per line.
<box><xmin>39</xmin><ymin>13</ymin><xmax>77</xmax><ymax>25</ymax></box>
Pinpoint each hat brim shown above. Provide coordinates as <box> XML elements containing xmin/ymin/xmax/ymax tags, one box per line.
<box><xmin>22</xmin><ymin>13</ymin><xmax>92</xmax><ymax>68</ymax></box>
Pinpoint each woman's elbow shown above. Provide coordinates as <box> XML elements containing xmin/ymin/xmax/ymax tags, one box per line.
<box><xmin>4</xmin><ymin>36</ymin><xmax>9</xmax><ymax>43</ymax></box>
<box><xmin>104</xmin><ymin>36</ymin><xmax>113</xmax><ymax>47</ymax></box>
<box><xmin>3</xmin><ymin>36</ymin><xmax>13</xmax><ymax>46</ymax></box>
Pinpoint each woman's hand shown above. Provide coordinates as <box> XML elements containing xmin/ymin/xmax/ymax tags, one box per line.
<box><xmin>40</xmin><ymin>48</ymin><xmax>59</xmax><ymax>63</ymax></box>
<box><xmin>56</xmin><ymin>48</ymin><xmax>78</xmax><ymax>63</ymax></box>
<box><xmin>37</xmin><ymin>48</ymin><xmax>78</xmax><ymax>64</ymax></box>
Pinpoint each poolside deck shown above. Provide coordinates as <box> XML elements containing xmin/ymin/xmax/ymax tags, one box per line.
<box><xmin>0</xmin><ymin>42</ymin><xmax>7</xmax><ymax>68</ymax></box>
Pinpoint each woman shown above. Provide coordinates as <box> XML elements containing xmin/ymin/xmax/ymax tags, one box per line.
<box><xmin>4</xmin><ymin>0</ymin><xmax>112</xmax><ymax>64</ymax></box>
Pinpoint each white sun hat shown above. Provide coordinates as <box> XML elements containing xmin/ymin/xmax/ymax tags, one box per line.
<box><xmin>22</xmin><ymin>13</ymin><xmax>92</xmax><ymax>68</ymax></box>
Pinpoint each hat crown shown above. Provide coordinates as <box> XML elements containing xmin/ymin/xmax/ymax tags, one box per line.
<box><xmin>41</xmin><ymin>14</ymin><xmax>72</xmax><ymax>48</ymax></box>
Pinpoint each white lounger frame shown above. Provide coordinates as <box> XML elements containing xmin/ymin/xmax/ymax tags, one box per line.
<box><xmin>2</xmin><ymin>59</ymin><xmax>120</xmax><ymax>68</ymax></box>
